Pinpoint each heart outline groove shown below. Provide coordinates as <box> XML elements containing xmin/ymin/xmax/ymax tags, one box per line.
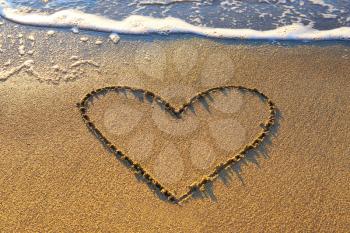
<box><xmin>77</xmin><ymin>85</ymin><xmax>277</xmax><ymax>204</ymax></box>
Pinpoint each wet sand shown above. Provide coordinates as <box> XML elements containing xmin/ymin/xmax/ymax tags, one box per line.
<box><xmin>0</xmin><ymin>21</ymin><xmax>350</xmax><ymax>232</ymax></box>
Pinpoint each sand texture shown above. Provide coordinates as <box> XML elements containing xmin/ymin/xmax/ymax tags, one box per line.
<box><xmin>0</xmin><ymin>21</ymin><xmax>350</xmax><ymax>232</ymax></box>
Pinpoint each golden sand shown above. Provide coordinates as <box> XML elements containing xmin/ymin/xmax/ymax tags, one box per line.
<box><xmin>0</xmin><ymin>21</ymin><xmax>349</xmax><ymax>231</ymax></box>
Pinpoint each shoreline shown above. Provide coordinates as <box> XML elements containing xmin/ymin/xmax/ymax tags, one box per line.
<box><xmin>1</xmin><ymin>18</ymin><xmax>350</xmax><ymax>48</ymax></box>
<box><xmin>1</xmin><ymin>0</ymin><xmax>350</xmax><ymax>40</ymax></box>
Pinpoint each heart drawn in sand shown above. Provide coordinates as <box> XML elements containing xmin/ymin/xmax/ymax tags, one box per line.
<box><xmin>77</xmin><ymin>86</ymin><xmax>276</xmax><ymax>204</ymax></box>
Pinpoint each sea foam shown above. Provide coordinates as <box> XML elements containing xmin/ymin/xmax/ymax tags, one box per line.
<box><xmin>1</xmin><ymin>0</ymin><xmax>350</xmax><ymax>40</ymax></box>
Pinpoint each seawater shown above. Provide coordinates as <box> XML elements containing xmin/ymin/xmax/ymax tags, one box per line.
<box><xmin>1</xmin><ymin>0</ymin><xmax>350</xmax><ymax>40</ymax></box>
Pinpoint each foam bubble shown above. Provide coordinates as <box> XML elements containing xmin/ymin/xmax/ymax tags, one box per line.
<box><xmin>72</xmin><ymin>27</ymin><xmax>79</xmax><ymax>33</ymax></box>
<box><xmin>80</xmin><ymin>37</ymin><xmax>88</xmax><ymax>42</ymax></box>
<box><xmin>27</xmin><ymin>34</ymin><xmax>35</xmax><ymax>41</ymax></box>
<box><xmin>95</xmin><ymin>39</ymin><xmax>103</xmax><ymax>45</ymax></box>
<box><xmin>109</xmin><ymin>33</ymin><xmax>120</xmax><ymax>43</ymax></box>
<box><xmin>47</xmin><ymin>30</ymin><xmax>55</xmax><ymax>36</ymax></box>
<box><xmin>18</xmin><ymin>45</ymin><xmax>25</xmax><ymax>55</ymax></box>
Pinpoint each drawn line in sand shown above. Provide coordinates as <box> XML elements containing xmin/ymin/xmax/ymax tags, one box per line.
<box><xmin>77</xmin><ymin>85</ymin><xmax>277</xmax><ymax>204</ymax></box>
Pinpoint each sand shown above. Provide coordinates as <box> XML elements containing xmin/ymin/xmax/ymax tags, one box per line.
<box><xmin>0</xmin><ymin>21</ymin><xmax>349</xmax><ymax>232</ymax></box>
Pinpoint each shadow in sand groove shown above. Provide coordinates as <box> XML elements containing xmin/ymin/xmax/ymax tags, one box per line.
<box><xmin>77</xmin><ymin>85</ymin><xmax>279</xmax><ymax>204</ymax></box>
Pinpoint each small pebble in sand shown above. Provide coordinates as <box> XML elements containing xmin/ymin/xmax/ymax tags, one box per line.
<box><xmin>80</xmin><ymin>37</ymin><xmax>89</xmax><ymax>42</ymax></box>
<box><xmin>47</xmin><ymin>30</ymin><xmax>55</xmax><ymax>36</ymax></box>
<box><xmin>109</xmin><ymin>33</ymin><xmax>120</xmax><ymax>44</ymax></box>
<box><xmin>18</xmin><ymin>33</ymin><xmax>23</xmax><ymax>38</ymax></box>
<box><xmin>95</xmin><ymin>40</ymin><xmax>103</xmax><ymax>45</ymax></box>
<box><xmin>27</xmin><ymin>50</ymin><xmax>34</xmax><ymax>55</ymax></box>
<box><xmin>72</xmin><ymin>27</ymin><xmax>79</xmax><ymax>34</ymax></box>
<box><xmin>27</xmin><ymin>35</ymin><xmax>35</xmax><ymax>41</ymax></box>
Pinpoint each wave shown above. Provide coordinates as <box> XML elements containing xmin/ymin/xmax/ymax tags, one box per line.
<box><xmin>1</xmin><ymin>0</ymin><xmax>350</xmax><ymax>40</ymax></box>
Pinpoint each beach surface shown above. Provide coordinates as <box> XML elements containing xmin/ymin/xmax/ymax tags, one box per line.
<box><xmin>0</xmin><ymin>22</ymin><xmax>349</xmax><ymax>232</ymax></box>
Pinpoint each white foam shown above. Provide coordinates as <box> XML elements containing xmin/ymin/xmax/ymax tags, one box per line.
<box><xmin>139</xmin><ymin>0</ymin><xmax>200</xmax><ymax>6</ymax></box>
<box><xmin>0</xmin><ymin>0</ymin><xmax>349</xmax><ymax>40</ymax></box>
<box><xmin>109</xmin><ymin>33</ymin><xmax>120</xmax><ymax>43</ymax></box>
<box><xmin>0</xmin><ymin>59</ymin><xmax>34</xmax><ymax>82</ymax></box>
